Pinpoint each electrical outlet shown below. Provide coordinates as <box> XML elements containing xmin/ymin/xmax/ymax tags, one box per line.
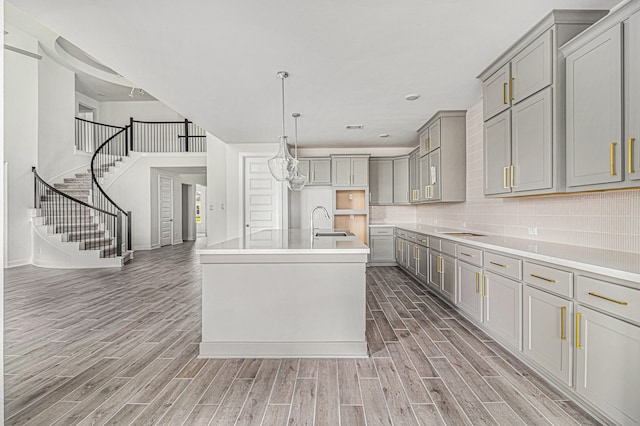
<box><xmin>528</xmin><ymin>227</ymin><xmax>538</xmax><ymax>236</ymax></box>
<box><xmin>461</xmin><ymin>222</ymin><xmax>466</xmax><ymax>228</ymax></box>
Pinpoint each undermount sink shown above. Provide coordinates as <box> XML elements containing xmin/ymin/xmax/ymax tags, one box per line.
<box><xmin>439</xmin><ymin>232</ymin><xmax>486</xmax><ymax>237</ymax></box>
<box><xmin>315</xmin><ymin>231</ymin><xmax>349</xmax><ymax>237</ymax></box>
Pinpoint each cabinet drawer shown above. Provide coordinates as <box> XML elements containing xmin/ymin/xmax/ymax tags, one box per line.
<box><xmin>406</xmin><ymin>232</ymin><xmax>417</xmax><ymax>242</ymax></box>
<box><xmin>441</xmin><ymin>240</ymin><xmax>456</xmax><ymax>257</ymax></box>
<box><xmin>577</xmin><ymin>276</ymin><xmax>640</xmax><ymax>324</ymax></box>
<box><xmin>456</xmin><ymin>244</ymin><xmax>483</xmax><ymax>267</ymax></box>
<box><xmin>370</xmin><ymin>227</ymin><xmax>395</xmax><ymax>236</ymax></box>
<box><xmin>395</xmin><ymin>229</ymin><xmax>408</xmax><ymax>239</ymax></box>
<box><xmin>415</xmin><ymin>234</ymin><xmax>429</xmax><ymax>247</ymax></box>
<box><xmin>430</xmin><ymin>237</ymin><xmax>442</xmax><ymax>253</ymax></box>
<box><xmin>484</xmin><ymin>251</ymin><xmax>522</xmax><ymax>280</ymax></box>
<box><xmin>524</xmin><ymin>262</ymin><xmax>573</xmax><ymax>298</ymax></box>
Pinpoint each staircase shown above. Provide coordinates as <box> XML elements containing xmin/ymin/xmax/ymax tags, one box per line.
<box><xmin>32</xmin><ymin>163</ymin><xmax>133</xmax><ymax>268</ymax></box>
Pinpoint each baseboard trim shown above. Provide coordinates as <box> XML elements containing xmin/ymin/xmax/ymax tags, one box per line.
<box><xmin>5</xmin><ymin>259</ymin><xmax>31</xmax><ymax>268</ymax></box>
<box><xmin>199</xmin><ymin>341</ymin><xmax>368</xmax><ymax>359</ymax></box>
<box><xmin>172</xmin><ymin>240</ymin><xmax>184</xmax><ymax>245</ymax></box>
<box><xmin>132</xmin><ymin>244</ymin><xmax>153</xmax><ymax>251</ymax></box>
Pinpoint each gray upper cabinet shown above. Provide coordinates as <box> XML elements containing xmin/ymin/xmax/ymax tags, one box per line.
<box><xmin>479</xmin><ymin>10</ymin><xmax>608</xmax><ymax>197</ymax></box>
<box><xmin>562</xmin><ymin>2</ymin><xmax>640</xmax><ymax>192</ymax></box>
<box><xmin>484</xmin><ymin>111</ymin><xmax>511</xmax><ymax>195</ymax></box>
<box><xmin>511</xmin><ymin>31</ymin><xmax>552</xmax><ymax>103</ymax></box>
<box><xmin>369</xmin><ymin>159</ymin><xmax>394</xmax><ymax>204</ymax></box>
<box><xmin>393</xmin><ymin>157</ymin><xmax>410</xmax><ymax>204</ymax></box>
<box><xmin>409</xmin><ymin>149</ymin><xmax>420</xmax><ymax>203</ymax></box>
<box><xmin>298</xmin><ymin>158</ymin><xmax>331</xmax><ymax>185</ymax></box>
<box><xmin>511</xmin><ymin>87</ymin><xmax>553</xmax><ymax>192</ymax></box>
<box><xmin>331</xmin><ymin>155</ymin><xmax>369</xmax><ymax>187</ymax></box>
<box><xmin>483</xmin><ymin>63</ymin><xmax>511</xmax><ymax>121</ymax></box>
<box><xmin>565</xmin><ymin>24</ymin><xmax>623</xmax><ymax>188</ymax></box>
<box><xmin>415</xmin><ymin>111</ymin><xmax>466</xmax><ymax>203</ymax></box>
<box><xmin>629</xmin><ymin>11</ymin><xmax>640</xmax><ymax>181</ymax></box>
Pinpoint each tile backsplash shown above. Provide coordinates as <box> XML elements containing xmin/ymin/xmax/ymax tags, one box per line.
<box><xmin>371</xmin><ymin>99</ymin><xmax>640</xmax><ymax>254</ymax></box>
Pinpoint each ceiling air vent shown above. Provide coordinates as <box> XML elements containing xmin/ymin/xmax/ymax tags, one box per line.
<box><xmin>345</xmin><ymin>124</ymin><xmax>364</xmax><ymax>130</ymax></box>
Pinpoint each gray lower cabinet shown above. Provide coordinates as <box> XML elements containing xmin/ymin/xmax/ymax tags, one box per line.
<box><xmin>369</xmin><ymin>236</ymin><xmax>395</xmax><ymax>264</ymax></box>
<box><xmin>575</xmin><ymin>305</ymin><xmax>640</xmax><ymax>425</ymax></box>
<box><xmin>369</xmin><ymin>159</ymin><xmax>394</xmax><ymax>204</ymax></box>
<box><xmin>565</xmin><ymin>24</ymin><xmax>623</xmax><ymax>188</ymax></box>
<box><xmin>416</xmin><ymin>245</ymin><xmax>428</xmax><ymax>281</ymax></box>
<box><xmin>393</xmin><ymin>157</ymin><xmax>410</xmax><ymax>204</ymax></box>
<box><xmin>428</xmin><ymin>251</ymin><xmax>441</xmax><ymax>291</ymax></box>
<box><xmin>457</xmin><ymin>260</ymin><xmax>483</xmax><ymax>322</ymax></box>
<box><xmin>395</xmin><ymin>239</ymin><xmax>406</xmax><ymax>268</ymax></box>
<box><xmin>483</xmin><ymin>271</ymin><xmax>522</xmax><ymax>350</ymax></box>
<box><xmin>523</xmin><ymin>286</ymin><xmax>573</xmax><ymax>386</ymax></box>
<box><xmin>440</xmin><ymin>254</ymin><xmax>456</xmax><ymax>303</ymax></box>
<box><xmin>484</xmin><ymin>111</ymin><xmax>511</xmax><ymax>195</ymax></box>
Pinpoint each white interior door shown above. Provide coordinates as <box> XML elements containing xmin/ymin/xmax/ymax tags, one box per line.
<box><xmin>244</xmin><ymin>156</ymin><xmax>282</xmax><ymax>238</ymax></box>
<box><xmin>159</xmin><ymin>176</ymin><xmax>173</xmax><ymax>246</ymax></box>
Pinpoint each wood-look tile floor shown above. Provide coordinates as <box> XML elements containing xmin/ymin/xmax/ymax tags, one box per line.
<box><xmin>4</xmin><ymin>242</ymin><xmax>601</xmax><ymax>425</ymax></box>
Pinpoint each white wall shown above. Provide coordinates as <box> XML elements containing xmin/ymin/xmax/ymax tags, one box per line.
<box><xmin>103</xmin><ymin>153</ymin><xmax>206</xmax><ymax>250</ymax></box>
<box><xmin>206</xmin><ymin>134</ymin><xmax>227</xmax><ymax>244</ymax></box>
<box><xmin>4</xmin><ymin>27</ymin><xmax>39</xmax><ymax>267</ymax></box>
<box><xmin>1</xmin><ymin>2</ymin><xmax>6</xmax><ymax>420</ymax></box>
<box><xmin>38</xmin><ymin>49</ymin><xmax>86</xmax><ymax>181</ymax></box>
<box><xmin>75</xmin><ymin>92</ymin><xmax>100</xmax><ymax>119</ymax></box>
<box><xmin>99</xmin><ymin>100</ymin><xmax>184</xmax><ymax>126</ymax></box>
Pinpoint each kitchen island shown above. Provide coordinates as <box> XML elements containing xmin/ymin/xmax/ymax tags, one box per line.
<box><xmin>196</xmin><ymin>229</ymin><xmax>370</xmax><ymax>358</ymax></box>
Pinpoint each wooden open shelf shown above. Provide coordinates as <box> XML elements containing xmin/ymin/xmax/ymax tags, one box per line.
<box><xmin>334</xmin><ymin>214</ymin><xmax>367</xmax><ymax>245</ymax></box>
<box><xmin>335</xmin><ymin>190</ymin><xmax>366</xmax><ymax>211</ymax></box>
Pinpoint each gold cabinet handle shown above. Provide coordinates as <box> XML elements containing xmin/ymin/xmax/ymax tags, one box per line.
<box><xmin>610</xmin><ymin>142</ymin><xmax>617</xmax><ymax>176</ymax></box>
<box><xmin>560</xmin><ymin>306</ymin><xmax>567</xmax><ymax>341</ymax></box>
<box><xmin>460</xmin><ymin>252</ymin><xmax>474</xmax><ymax>257</ymax></box>
<box><xmin>509</xmin><ymin>77</ymin><xmax>515</xmax><ymax>100</ymax></box>
<box><xmin>503</xmin><ymin>82</ymin><xmax>507</xmax><ymax>105</ymax></box>
<box><xmin>503</xmin><ymin>167</ymin><xmax>509</xmax><ymax>189</ymax></box>
<box><xmin>440</xmin><ymin>256</ymin><xmax>444</xmax><ymax>274</ymax></box>
<box><xmin>489</xmin><ymin>261</ymin><xmax>508</xmax><ymax>269</ymax></box>
<box><xmin>629</xmin><ymin>138</ymin><xmax>636</xmax><ymax>174</ymax></box>
<box><xmin>588</xmin><ymin>292</ymin><xmax>628</xmax><ymax>306</ymax></box>
<box><xmin>530</xmin><ymin>274</ymin><xmax>557</xmax><ymax>283</ymax></box>
<box><xmin>414</xmin><ymin>246</ymin><xmax>419</xmax><ymax>260</ymax></box>
<box><xmin>482</xmin><ymin>274</ymin><xmax>487</xmax><ymax>298</ymax></box>
<box><xmin>510</xmin><ymin>165</ymin><xmax>516</xmax><ymax>188</ymax></box>
<box><xmin>420</xmin><ymin>239</ymin><xmax>427</xmax><ymax>243</ymax></box>
<box><xmin>575</xmin><ymin>313</ymin><xmax>583</xmax><ymax>349</ymax></box>
<box><xmin>436</xmin><ymin>255</ymin><xmax>442</xmax><ymax>273</ymax></box>
<box><xmin>475</xmin><ymin>272</ymin><xmax>480</xmax><ymax>294</ymax></box>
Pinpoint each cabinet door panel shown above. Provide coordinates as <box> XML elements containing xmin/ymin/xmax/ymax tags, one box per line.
<box><xmin>417</xmin><ymin>246</ymin><xmax>428</xmax><ymax>282</ymax></box>
<box><xmin>429</xmin><ymin>149</ymin><xmax>442</xmax><ymax>201</ymax></box>
<box><xmin>511</xmin><ymin>87</ymin><xmax>553</xmax><ymax>192</ymax></box>
<box><xmin>441</xmin><ymin>255</ymin><xmax>456</xmax><ymax>303</ymax></box>
<box><xmin>483</xmin><ymin>63</ymin><xmax>511</xmax><ymax>121</ymax></box>
<box><xmin>512</xmin><ymin>30</ymin><xmax>552</xmax><ymax>103</ymax></box>
<box><xmin>352</xmin><ymin>158</ymin><xmax>369</xmax><ymax>186</ymax></box>
<box><xmin>523</xmin><ymin>286</ymin><xmax>573</xmax><ymax>386</ymax></box>
<box><xmin>332</xmin><ymin>158</ymin><xmax>352</xmax><ymax>186</ymax></box>
<box><xmin>369</xmin><ymin>159</ymin><xmax>394</xmax><ymax>204</ymax></box>
<box><xmin>566</xmin><ymin>24</ymin><xmax>623</xmax><ymax>187</ymax></box>
<box><xmin>310</xmin><ymin>159</ymin><xmax>331</xmax><ymax>184</ymax></box>
<box><xmin>429</xmin><ymin>252</ymin><xmax>442</xmax><ymax>290</ymax></box>
<box><xmin>297</xmin><ymin>160</ymin><xmax>310</xmax><ymax>183</ymax></box>
<box><xmin>409</xmin><ymin>151</ymin><xmax>419</xmax><ymax>202</ymax></box>
<box><xmin>627</xmin><ymin>12</ymin><xmax>640</xmax><ymax>181</ymax></box>
<box><xmin>484</xmin><ymin>272</ymin><xmax>522</xmax><ymax>350</ymax></box>
<box><xmin>429</xmin><ymin>119</ymin><xmax>442</xmax><ymax>151</ymax></box>
<box><xmin>419</xmin><ymin>156</ymin><xmax>429</xmax><ymax>202</ymax></box>
<box><xmin>484</xmin><ymin>111</ymin><xmax>512</xmax><ymax>195</ymax></box>
<box><xmin>576</xmin><ymin>306</ymin><xmax>640</xmax><ymax>426</ymax></box>
<box><xmin>458</xmin><ymin>261</ymin><xmax>483</xmax><ymax>322</ymax></box>
<box><xmin>407</xmin><ymin>243</ymin><xmax>417</xmax><ymax>275</ymax></box>
<box><xmin>370</xmin><ymin>236</ymin><xmax>395</xmax><ymax>262</ymax></box>
<box><xmin>393</xmin><ymin>157</ymin><xmax>410</xmax><ymax>204</ymax></box>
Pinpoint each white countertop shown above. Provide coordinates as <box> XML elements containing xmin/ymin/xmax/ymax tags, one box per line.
<box><xmin>371</xmin><ymin>222</ymin><xmax>640</xmax><ymax>284</ymax></box>
<box><xmin>196</xmin><ymin>229</ymin><xmax>370</xmax><ymax>255</ymax></box>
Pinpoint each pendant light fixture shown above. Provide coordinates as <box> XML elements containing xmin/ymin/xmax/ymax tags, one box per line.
<box><xmin>288</xmin><ymin>113</ymin><xmax>307</xmax><ymax>191</ymax></box>
<box><xmin>268</xmin><ymin>71</ymin><xmax>298</xmax><ymax>182</ymax></box>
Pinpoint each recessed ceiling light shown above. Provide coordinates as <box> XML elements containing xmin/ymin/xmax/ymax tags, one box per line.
<box><xmin>379</xmin><ymin>133</ymin><xmax>390</xmax><ymax>138</ymax></box>
<box><xmin>345</xmin><ymin>124</ymin><xmax>364</xmax><ymax>130</ymax></box>
<box><xmin>405</xmin><ymin>94</ymin><xmax>420</xmax><ymax>101</ymax></box>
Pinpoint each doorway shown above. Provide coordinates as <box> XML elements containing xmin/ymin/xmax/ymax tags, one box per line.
<box><xmin>242</xmin><ymin>156</ymin><xmax>284</xmax><ymax>238</ymax></box>
<box><xmin>159</xmin><ymin>176</ymin><xmax>173</xmax><ymax>246</ymax></box>
<box><xmin>182</xmin><ymin>184</ymin><xmax>195</xmax><ymax>242</ymax></box>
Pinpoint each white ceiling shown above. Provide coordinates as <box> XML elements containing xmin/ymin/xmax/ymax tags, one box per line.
<box><xmin>6</xmin><ymin>0</ymin><xmax>621</xmax><ymax>147</ymax></box>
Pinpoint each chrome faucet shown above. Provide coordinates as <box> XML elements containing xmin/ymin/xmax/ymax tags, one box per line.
<box><xmin>310</xmin><ymin>206</ymin><xmax>331</xmax><ymax>239</ymax></box>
